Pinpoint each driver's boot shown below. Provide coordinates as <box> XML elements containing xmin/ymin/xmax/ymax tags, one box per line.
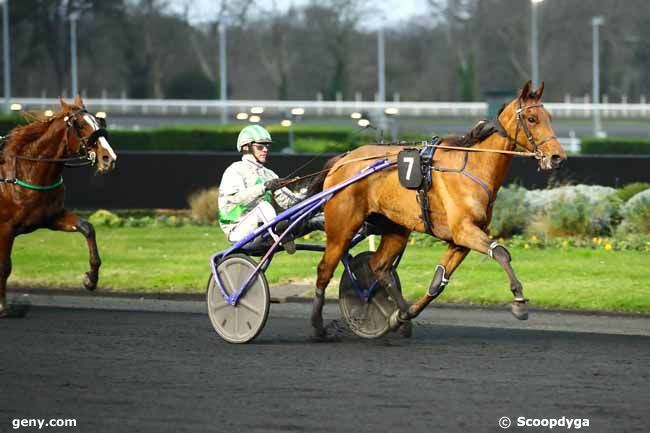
<box><xmin>275</xmin><ymin>220</ymin><xmax>296</xmax><ymax>254</ymax></box>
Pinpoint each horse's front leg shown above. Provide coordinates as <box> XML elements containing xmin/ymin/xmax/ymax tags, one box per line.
<box><xmin>450</xmin><ymin>219</ymin><xmax>528</xmax><ymax>320</ymax></box>
<box><xmin>49</xmin><ymin>211</ymin><xmax>101</xmax><ymax>291</ymax></box>
<box><xmin>388</xmin><ymin>242</ymin><xmax>469</xmax><ymax>329</ymax></box>
<box><xmin>0</xmin><ymin>225</ymin><xmax>15</xmax><ymax>317</ymax></box>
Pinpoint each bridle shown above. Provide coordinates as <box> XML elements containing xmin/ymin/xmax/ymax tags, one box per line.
<box><xmin>16</xmin><ymin>108</ymin><xmax>110</xmax><ymax>167</ymax></box>
<box><xmin>495</xmin><ymin>99</ymin><xmax>557</xmax><ymax>159</ymax></box>
<box><xmin>0</xmin><ymin>108</ymin><xmax>109</xmax><ymax>190</ymax></box>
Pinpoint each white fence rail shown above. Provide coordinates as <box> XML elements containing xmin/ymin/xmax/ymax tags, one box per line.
<box><xmin>10</xmin><ymin>98</ymin><xmax>650</xmax><ymax>119</ymax></box>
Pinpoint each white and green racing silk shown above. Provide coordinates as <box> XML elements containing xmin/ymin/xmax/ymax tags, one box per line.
<box><xmin>218</xmin><ymin>154</ymin><xmax>304</xmax><ymax>237</ymax></box>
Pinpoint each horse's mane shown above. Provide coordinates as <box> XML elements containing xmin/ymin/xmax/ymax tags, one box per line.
<box><xmin>444</xmin><ymin>119</ymin><xmax>498</xmax><ymax>148</ymax></box>
<box><xmin>4</xmin><ymin>111</ymin><xmax>65</xmax><ymax>152</ymax></box>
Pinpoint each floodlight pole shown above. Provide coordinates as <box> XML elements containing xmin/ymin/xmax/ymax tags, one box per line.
<box><xmin>530</xmin><ymin>0</ymin><xmax>542</xmax><ymax>88</ymax></box>
<box><xmin>219</xmin><ymin>20</ymin><xmax>228</xmax><ymax>124</ymax></box>
<box><xmin>592</xmin><ymin>16</ymin><xmax>604</xmax><ymax>137</ymax></box>
<box><xmin>70</xmin><ymin>12</ymin><xmax>79</xmax><ymax>98</ymax></box>
<box><xmin>377</xmin><ymin>26</ymin><xmax>387</xmax><ymax>135</ymax></box>
<box><xmin>2</xmin><ymin>0</ymin><xmax>10</xmax><ymax>113</ymax></box>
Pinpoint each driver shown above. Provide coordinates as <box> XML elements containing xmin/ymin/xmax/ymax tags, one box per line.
<box><xmin>218</xmin><ymin>125</ymin><xmax>322</xmax><ymax>253</ymax></box>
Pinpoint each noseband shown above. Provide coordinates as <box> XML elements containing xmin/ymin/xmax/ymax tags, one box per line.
<box><xmin>496</xmin><ymin>100</ymin><xmax>556</xmax><ymax>159</ymax></box>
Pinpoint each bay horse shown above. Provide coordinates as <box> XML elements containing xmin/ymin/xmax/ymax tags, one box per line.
<box><xmin>0</xmin><ymin>96</ymin><xmax>117</xmax><ymax>317</ymax></box>
<box><xmin>310</xmin><ymin>81</ymin><xmax>567</xmax><ymax>339</ymax></box>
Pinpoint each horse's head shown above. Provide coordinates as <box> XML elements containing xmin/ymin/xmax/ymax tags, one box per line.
<box><xmin>500</xmin><ymin>80</ymin><xmax>567</xmax><ymax>170</ymax></box>
<box><xmin>59</xmin><ymin>96</ymin><xmax>117</xmax><ymax>174</ymax></box>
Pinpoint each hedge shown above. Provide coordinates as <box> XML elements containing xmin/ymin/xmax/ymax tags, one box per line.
<box><xmin>0</xmin><ymin>114</ymin><xmax>434</xmax><ymax>152</ymax></box>
<box><xmin>108</xmin><ymin>124</ymin><xmax>367</xmax><ymax>151</ymax></box>
<box><xmin>581</xmin><ymin>137</ymin><xmax>650</xmax><ymax>155</ymax></box>
<box><xmin>0</xmin><ymin>114</ymin><xmax>29</xmax><ymax>135</ymax></box>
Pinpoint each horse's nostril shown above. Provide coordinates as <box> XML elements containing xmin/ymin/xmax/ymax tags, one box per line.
<box><xmin>102</xmin><ymin>155</ymin><xmax>110</xmax><ymax>163</ymax></box>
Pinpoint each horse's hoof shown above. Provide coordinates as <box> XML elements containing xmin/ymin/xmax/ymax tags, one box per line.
<box><xmin>83</xmin><ymin>272</ymin><xmax>98</xmax><ymax>291</ymax></box>
<box><xmin>511</xmin><ymin>301</ymin><xmax>529</xmax><ymax>320</ymax></box>
<box><xmin>0</xmin><ymin>303</ymin><xmax>30</xmax><ymax>318</ymax></box>
<box><xmin>397</xmin><ymin>320</ymin><xmax>413</xmax><ymax>338</ymax></box>
<box><xmin>311</xmin><ymin>320</ymin><xmax>348</xmax><ymax>342</ymax></box>
<box><xmin>388</xmin><ymin>310</ymin><xmax>402</xmax><ymax>331</ymax></box>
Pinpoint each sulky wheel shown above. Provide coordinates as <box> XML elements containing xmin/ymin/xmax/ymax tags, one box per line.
<box><xmin>207</xmin><ymin>253</ymin><xmax>270</xmax><ymax>344</ymax></box>
<box><xmin>338</xmin><ymin>251</ymin><xmax>401</xmax><ymax>338</ymax></box>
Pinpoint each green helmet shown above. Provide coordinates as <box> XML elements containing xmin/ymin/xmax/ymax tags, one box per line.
<box><xmin>237</xmin><ymin>125</ymin><xmax>272</xmax><ymax>151</ymax></box>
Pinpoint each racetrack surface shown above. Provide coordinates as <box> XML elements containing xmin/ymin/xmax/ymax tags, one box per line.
<box><xmin>1</xmin><ymin>305</ymin><xmax>649</xmax><ymax>433</ymax></box>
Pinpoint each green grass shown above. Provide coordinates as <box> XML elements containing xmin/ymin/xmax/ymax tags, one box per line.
<box><xmin>8</xmin><ymin>226</ymin><xmax>650</xmax><ymax>313</ymax></box>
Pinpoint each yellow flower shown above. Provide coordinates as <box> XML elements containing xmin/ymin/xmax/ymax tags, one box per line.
<box><xmin>498</xmin><ymin>237</ymin><xmax>505</xmax><ymax>244</ymax></box>
<box><xmin>523</xmin><ymin>243</ymin><xmax>529</xmax><ymax>249</ymax></box>
<box><xmin>303</xmin><ymin>234</ymin><xmax>311</xmax><ymax>240</ymax></box>
<box><xmin>604</xmin><ymin>243</ymin><xmax>613</xmax><ymax>251</ymax></box>
<box><xmin>592</xmin><ymin>237</ymin><xmax>598</xmax><ymax>244</ymax></box>
<box><xmin>562</xmin><ymin>240</ymin><xmax>569</xmax><ymax>248</ymax></box>
<box><xmin>530</xmin><ymin>235</ymin><xmax>538</xmax><ymax>241</ymax></box>
<box><xmin>409</xmin><ymin>238</ymin><xmax>415</xmax><ymax>245</ymax></box>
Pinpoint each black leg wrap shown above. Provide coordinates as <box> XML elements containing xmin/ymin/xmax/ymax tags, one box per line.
<box><xmin>488</xmin><ymin>242</ymin><xmax>511</xmax><ymax>263</ymax></box>
<box><xmin>427</xmin><ymin>264</ymin><xmax>449</xmax><ymax>298</ymax></box>
<box><xmin>77</xmin><ymin>219</ymin><xmax>95</xmax><ymax>238</ymax></box>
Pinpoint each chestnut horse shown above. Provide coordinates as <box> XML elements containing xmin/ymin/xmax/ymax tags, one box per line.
<box><xmin>0</xmin><ymin>96</ymin><xmax>117</xmax><ymax>317</ymax></box>
<box><xmin>310</xmin><ymin>81</ymin><xmax>567</xmax><ymax>339</ymax></box>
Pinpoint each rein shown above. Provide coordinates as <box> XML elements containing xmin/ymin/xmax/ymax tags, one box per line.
<box><xmin>279</xmin><ymin>141</ymin><xmax>536</xmax><ymax>189</ymax></box>
<box><xmin>0</xmin><ymin>108</ymin><xmax>103</xmax><ymax>190</ymax></box>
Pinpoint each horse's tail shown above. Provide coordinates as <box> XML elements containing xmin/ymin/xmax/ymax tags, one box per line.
<box><xmin>306</xmin><ymin>153</ymin><xmax>347</xmax><ymax>197</ymax></box>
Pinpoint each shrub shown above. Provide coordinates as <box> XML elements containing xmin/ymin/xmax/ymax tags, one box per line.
<box><xmin>527</xmin><ymin>191</ymin><xmax>622</xmax><ymax>237</ymax></box>
<box><xmin>188</xmin><ymin>187</ymin><xmax>219</xmax><ymax>224</ymax></box>
<box><xmin>489</xmin><ymin>184</ymin><xmax>531</xmax><ymax>237</ymax></box>
<box><xmin>617</xmin><ymin>182</ymin><xmax>650</xmax><ymax>203</ymax></box>
<box><xmin>88</xmin><ymin>209</ymin><xmax>123</xmax><ymax>227</ymax></box>
<box><xmin>618</xmin><ymin>189</ymin><xmax>650</xmax><ymax>234</ymax></box>
<box><xmin>525</xmin><ymin>185</ymin><xmax>617</xmax><ymax>213</ymax></box>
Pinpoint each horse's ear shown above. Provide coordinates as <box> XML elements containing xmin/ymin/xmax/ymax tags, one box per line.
<box><xmin>533</xmin><ymin>82</ymin><xmax>545</xmax><ymax>100</ymax></box>
<box><xmin>519</xmin><ymin>80</ymin><xmax>532</xmax><ymax>100</ymax></box>
<box><xmin>59</xmin><ymin>97</ymin><xmax>70</xmax><ymax>111</ymax></box>
<box><xmin>73</xmin><ymin>94</ymin><xmax>84</xmax><ymax>107</ymax></box>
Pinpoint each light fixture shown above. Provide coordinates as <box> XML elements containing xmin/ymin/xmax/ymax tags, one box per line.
<box><xmin>10</xmin><ymin>103</ymin><xmax>22</xmax><ymax>111</ymax></box>
<box><xmin>44</xmin><ymin>110</ymin><xmax>54</xmax><ymax>117</ymax></box>
<box><xmin>250</xmin><ymin>106</ymin><xmax>264</xmax><ymax>114</ymax></box>
<box><xmin>358</xmin><ymin>119</ymin><xmax>370</xmax><ymax>127</ymax></box>
<box><xmin>350</xmin><ymin>112</ymin><xmax>362</xmax><ymax>119</ymax></box>
<box><xmin>290</xmin><ymin>107</ymin><xmax>304</xmax><ymax>116</ymax></box>
<box><xmin>249</xmin><ymin>115</ymin><xmax>261</xmax><ymax>123</ymax></box>
<box><xmin>281</xmin><ymin>119</ymin><xmax>292</xmax><ymax>127</ymax></box>
<box><xmin>95</xmin><ymin>111</ymin><xmax>107</xmax><ymax>119</ymax></box>
<box><xmin>236</xmin><ymin>112</ymin><xmax>249</xmax><ymax>120</ymax></box>
<box><xmin>384</xmin><ymin>107</ymin><xmax>399</xmax><ymax>116</ymax></box>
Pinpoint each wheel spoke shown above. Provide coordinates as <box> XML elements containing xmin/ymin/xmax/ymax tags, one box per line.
<box><xmin>210</xmin><ymin>302</ymin><xmax>230</xmax><ymax>313</ymax></box>
<box><xmin>222</xmin><ymin>269</ymin><xmax>237</xmax><ymax>294</ymax></box>
<box><xmin>239</xmin><ymin>298</ymin><xmax>261</xmax><ymax>316</ymax></box>
<box><xmin>234</xmin><ymin>306</ymin><xmax>239</xmax><ymax>334</ymax></box>
<box><xmin>370</xmin><ymin>296</ymin><xmax>391</xmax><ymax>318</ymax></box>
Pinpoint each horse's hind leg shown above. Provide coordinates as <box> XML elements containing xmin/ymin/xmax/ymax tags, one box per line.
<box><xmin>399</xmin><ymin>243</ymin><xmax>470</xmax><ymax>323</ymax></box>
<box><xmin>313</xmin><ymin>217</ymin><xmax>364</xmax><ymax>339</ymax></box>
<box><xmin>49</xmin><ymin>211</ymin><xmax>101</xmax><ymax>291</ymax></box>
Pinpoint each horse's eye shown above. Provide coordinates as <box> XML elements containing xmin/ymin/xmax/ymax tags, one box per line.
<box><xmin>527</xmin><ymin>116</ymin><xmax>536</xmax><ymax>123</ymax></box>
